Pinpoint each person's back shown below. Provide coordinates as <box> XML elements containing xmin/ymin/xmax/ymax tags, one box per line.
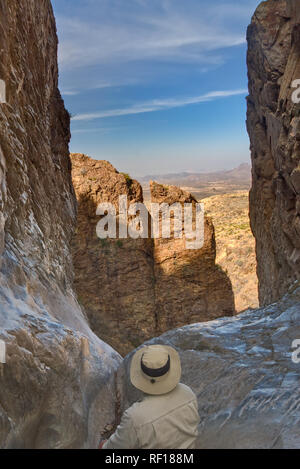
<box><xmin>102</xmin><ymin>345</ymin><xmax>200</xmax><ymax>449</ymax></box>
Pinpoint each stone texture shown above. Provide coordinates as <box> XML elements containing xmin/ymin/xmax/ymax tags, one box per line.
<box><xmin>70</xmin><ymin>153</ymin><xmax>156</xmax><ymax>356</ymax></box>
<box><xmin>247</xmin><ymin>0</ymin><xmax>300</xmax><ymax>305</ymax></box>
<box><xmin>71</xmin><ymin>157</ymin><xmax>235</xmax><ymax>356</ymax></box>
<box><xmin>150</xmin><ymin>181</ymin><xmax>235</xmax><ymax>332</ymax></box>
<box><xmin>118</xmin><ymin>282</ymin><xmax>300</xmax><ymax>449</ymax></box>
<box><xmin>0</xmin><ymin>0</ymin><xmax>120</xmax><ymax>449</ymax></box>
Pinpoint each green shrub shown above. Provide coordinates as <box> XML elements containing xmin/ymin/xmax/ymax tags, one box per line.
<box><xmin>121</xmin><ymin>172</ymin><xmax>133</xmax><ymax>188</ymax></box>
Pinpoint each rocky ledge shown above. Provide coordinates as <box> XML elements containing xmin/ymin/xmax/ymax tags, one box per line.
<box><xmin>118</xmin><ymin>282</ymin><xmax>300</xmax><ymax>449</ymax></box>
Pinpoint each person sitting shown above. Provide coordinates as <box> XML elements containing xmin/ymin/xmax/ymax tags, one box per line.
<box><xmin>100</xmin><ymin>344</ymin><xmax>200</xmax><ymax>449</ymax></box>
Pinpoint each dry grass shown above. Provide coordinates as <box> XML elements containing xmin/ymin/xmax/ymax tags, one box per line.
<box><xmin>202</xmin><ymin>191</ymin><xmax>258</xmax><ymax>312</ymax></box>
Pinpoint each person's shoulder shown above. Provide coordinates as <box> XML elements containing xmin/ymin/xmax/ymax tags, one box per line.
<box><xmin>176</xmin><ymin>383</ymin><xmax>197</xmax><ymax>401</ymax></box>
<box><xmin>125</xmin><ymin>399</ymin><xmax>145</xmax><ymax>420</ymax></box>
<box><xmin>124</xmin><ymin>398</ymin><xmax>150</xmax><ymax>428</ymax></box>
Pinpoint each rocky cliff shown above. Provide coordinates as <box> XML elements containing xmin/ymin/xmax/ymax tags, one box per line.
<box><xmin>247</xmin><ymin>0</ymin><xmax>300</xmax><ymax>305</ymax></box>
<box><xmin>71</xmin><ymin>156</ymin><xmax>235</xmax><ymax>355</ymax></box>
<box><xmin>150</xmin><ymin>181</ymin><xmax>235</xmax><ymax>331</ymax></box>
<box><xmin>0</xmin><ymin>0</ymin><xmax>120</xmax><ymax>449</ymax></box>
<box><xmin>71</xmin><ymin>153</ymin><xmax>156</xmax><ymax>356</ymax></box>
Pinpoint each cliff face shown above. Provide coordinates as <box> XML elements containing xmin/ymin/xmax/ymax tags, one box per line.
<box><xmin>71</xmin><ymin>156</ymin><xmax>235</xmax><ymax>355</ymax></box>
<box><xmin>247</xmin><ymin>0</ymin><xmax>300</xmax><ymax>305</ymax></box>
<box><xmin>71</xmin><ymin>153</ymin><xmax>156</xmax><ymax>355</ymax></box>
<box><xmin>0</xmin><ymin>0</ymin><xmax>120</xmax><ymax>449</ymax></box>
<box><xmin>150</xmin><ymin>182</ymin><xmax>235</xmax><ymax>331</ymax></box>
<box><xmin>118</xmin><ymin>0</ymin><xmax>300</xmax><ymax>449</ymax></box>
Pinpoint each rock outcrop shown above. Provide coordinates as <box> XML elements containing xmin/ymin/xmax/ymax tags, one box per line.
<box><xmin>71</xmin><ymin>153</ymin><xmax>156</xmax><ymax>356</ymax></box>
<box><xmin>247</xmin><ymin>0</ymin><xmax>300</xmax><ymax>305</ymax></box>
<box><xmin>150</xmin><ymin>182</ymin><xmax>235</xmax><ymax>331</ymax></box>
<box><xmin>71</xmin><ymin>156</ymin><xmax>235</xmax><ymax>355</ymax></box>
<box><xmin>0</xmin><ymin>0</ymin><xmax>120</xmax><ymax>449</ymax></box>
<box><xmin>118</xmin><ymin>282</ymin><xmax>300</xmax><ymax>449</ymax></box>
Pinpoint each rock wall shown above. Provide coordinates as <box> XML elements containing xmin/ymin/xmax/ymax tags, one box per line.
<box><xmin>247</xmin><ymin>0</ymin><xmax>300</xmax><ymax>305</ymax></box>
<box><xmin>71</xmin><ymin>153</ymin><xmax>156</xmax><ymax>356</ymax></box>
<box><xmin>0</xmin><ymin>0</ymin><xmax>120</xmax><ymax>449</ymax></box>
<box><xmin>71</xmin><ymin>156</ymin><xmax>235</xmax><ymax>355</ymax></box>
<box><xmin>150</xmin><ymin>182</ymin><xmax>235</xmax><ymax>331</ymax></box>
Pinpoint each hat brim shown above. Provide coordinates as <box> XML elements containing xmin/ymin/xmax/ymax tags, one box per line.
<box><xmin>130</xmin><ymin>345</ymin><xmax>181</xmax><ymax>395</ymax></box>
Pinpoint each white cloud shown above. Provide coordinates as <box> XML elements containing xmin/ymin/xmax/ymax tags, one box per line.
<box><xmin>72</xmin><ymin>88</ymin><xmax>247</xmax><ymax>121</ymax></box>
<box><xmin>55</xmin><ymin>0</ymin><xmax>253</xmax><ymax>72</ymax></box>
<box><xmin>71</xmin><ymin>127</ymin><xmax>113</xmax><ymax>134</ymax></box>
<box><xmin>61</xmin><ymin>82</ymin><xmax>115</xmax><ymax>96</ymax></box>
<box><xmin>61</xmin><ymin>90</ymin><xmax>79</xmax><ymax>96</ymax></box>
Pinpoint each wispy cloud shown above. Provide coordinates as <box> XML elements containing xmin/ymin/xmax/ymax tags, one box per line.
<box><xmin>61</xmin><ymin>90</ymin><xmax>80</xmax><ymax>96</ymax></box>
<box><xmin>61</xmin><ymin>82</ymin><xmax>115</xmax><ymax>96</ymax></box>
<box><xmin>55</xmin><ymin>1</ymin><xmax>254</xmax><ymax>72</ymax></box>
<box><xmin>71</xmin><ymin>127</ymin><xmax>116</xmax><ymax>135</ymax></box>
<box><xmin>72</xmin><ymin>88</ymin><xmax>247</xmax><ymax>121</ymax></box>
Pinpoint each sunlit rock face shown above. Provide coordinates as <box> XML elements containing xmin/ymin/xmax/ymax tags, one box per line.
<box><xmin>0</xmin><ymin>0</ymin><xmax>120</xmax><ymax>449</ymax></box>
<box><xmin>150</xmin><ymin>181</ymin><xmax>235</xmax><ymax>332</ymax></box>
<box><xmin>118</xmin><ymin>283</ymin><xmax>300</xmax><ymax>449</ymax></box>
<box><xmin>247</xmin><ymin>0</ymin><xmax>300</xmax><ymax>306</ymax></box>
<box><xmin>70</xmin><ymin>153</ymin><xmax>157</xmax><ymax>357</ymax></box>
<box><xmin>71</xmin><ymin>155</ymin><xmax>235</xmax><ymax>356</ymax></box>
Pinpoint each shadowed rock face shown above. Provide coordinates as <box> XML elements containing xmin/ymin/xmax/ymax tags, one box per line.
<box><xmin>247</xmin><ymin>0</ymin><xmax>300</xmax><ymax>305</ymax></box>
<box><xmin>0</xmin><ymin>0</ymin><xmax>120</xmax><ymax>449</ymax></box>
<box><xmin>118</xmin><ymin>282</ymin><xmax>300</xmax><ymax>449</ymax></box>
<box><xmin>71</xmin><ymin>156</ymin><xmax>235</xmax><ymax>356</ymax></box>
<box><xmin>71</xmin><ymin>153</ymin><xmax>157</xmax><ymax>356</ymax></box>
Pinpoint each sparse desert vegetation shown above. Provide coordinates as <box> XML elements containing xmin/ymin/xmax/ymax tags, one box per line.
<box><xmin>202</xmin><ymin>191</ymin><xmax>258</xmax><ymax>312</ymax></box>
<box><xmin>142</xmin><ymin>166</ymin><xmax>257</xmax><ymax>313</ymax></box>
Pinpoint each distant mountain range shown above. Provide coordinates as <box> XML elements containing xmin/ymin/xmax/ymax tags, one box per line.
<box><xmin>139</xmin><ymin>163</ymin><xmax>251</xmax><ymax>188</ymax></box>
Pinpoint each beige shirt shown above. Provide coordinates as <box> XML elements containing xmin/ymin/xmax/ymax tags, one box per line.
<box><xmin>103</xmin><ymin>383</ymin><xmax>199</xmax><ymax>449</ymax></box>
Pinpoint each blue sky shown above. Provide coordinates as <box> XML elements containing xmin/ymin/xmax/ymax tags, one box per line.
<box><xmin>52</xmin><ymin>0</ymin><xmax>261</xmax><ymax>177</ymax></box>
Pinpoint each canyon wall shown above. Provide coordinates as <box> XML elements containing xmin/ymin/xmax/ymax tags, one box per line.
<box><xmin>247</xmin><ymin>0</ymin><xmax>300</xmax><ymax>305</ymax></box>
<box><xmin>71</xmin><ymin>156</ymin><xmax>235</xmax><ymax>355</ymax></box>
<box><xmin>0</xmin><ymin>0</ymin><xmax>120</xmax><ymax>449</ymax></box>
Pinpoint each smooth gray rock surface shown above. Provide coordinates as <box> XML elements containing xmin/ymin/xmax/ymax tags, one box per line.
<box><xmin>118</xmin><ymin>284</ymin><xmax>300</xmax><ymax>449</ymax></box>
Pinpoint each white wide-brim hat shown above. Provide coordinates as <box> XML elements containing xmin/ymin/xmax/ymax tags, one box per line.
<box><xmin>130</xmin><ymin>345</ymin><xmax>181</xmax><ymax>395</ymax></box>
